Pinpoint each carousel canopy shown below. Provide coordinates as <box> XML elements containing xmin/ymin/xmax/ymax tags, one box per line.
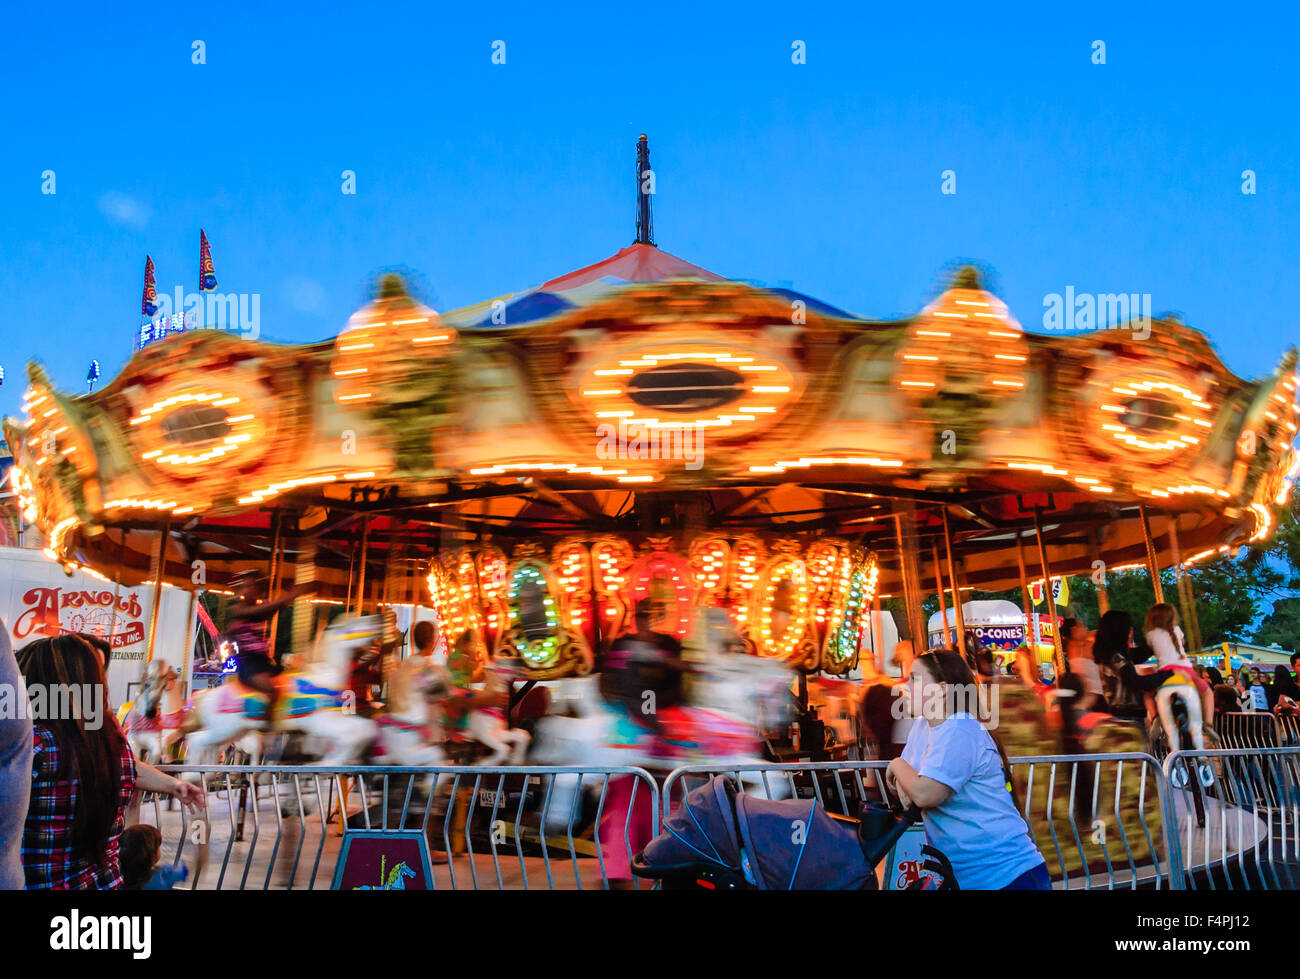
<box><xmin>5</xmin><ymin>145</ymin><xmax>1298</xmax><ymax>673</ymax></box>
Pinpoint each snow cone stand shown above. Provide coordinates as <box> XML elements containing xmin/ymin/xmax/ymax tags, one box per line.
<box><xmin>4</xmin><ymin>145</ymin><xmax>1298</xmax><ymax>762</ymax></box>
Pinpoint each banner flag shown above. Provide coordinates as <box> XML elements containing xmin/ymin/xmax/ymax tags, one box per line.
<box><xmin>199</xmin><ymin>229</ymin><xmax>218</xmax><ymax>292</ymax></box>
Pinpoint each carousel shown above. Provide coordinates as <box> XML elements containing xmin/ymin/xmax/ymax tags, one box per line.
<box><xmin>5</xmin><ymin>139</ymin><xmax>1298</xmax><ymax>748</ymax></box>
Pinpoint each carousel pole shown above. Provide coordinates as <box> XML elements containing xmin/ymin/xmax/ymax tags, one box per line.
<box><xmin>941</xmin><ymin>509</ymin><xmax>969</xmax><ymax>660</ymax></box>
<box><xmin>1031</xmin><ymin>507</ymin><xmax>1068</xmax><ymax>679</ymax></box>
<box><xmin>266</xmin><ymin>510</ymin><xmax>285</xmax><ymax>656</ymax></box>
<box><xmin>144</xmin><ymin>517</ymin><xmax>172</xmax><ymax>669</ymax></box>
<box><xmin>344</xmin><ymin>530</ymin><xmax>357</xmax><ymax>615</ymax></box>
<box><xmin>1091</xmin><ymin>527</ymin><xmax>1110</xmax><ymax>618</ymax></box>
<box><xmin>354</xmin><ymin>515</ymin><xmax>371</xmax><ymax>616</ymax></box>
<box><xmin>1166</xmin><ymin>517</ymin><xmax>1203</xmax><ymax>654</ymax></box>
<box><xmin>932</xmin><ymin>543</ymin><xmax>949</xmax><ymax>648</ymax></box>
<box><xmin>291</xmin><ymin>528</ymin><xmax>318</xmax><ymax>664</ymax></box>
<box><xmin>1014</xmin><ymin>531</ymin><xmax>1035</xmax><ymax>646</ymax></box>
<box><xmin>1138</xmin><ymin>504</ymin><xmax>1166</xmax><ymax>604</ymax></box>
<box><xmin>891</xmin><ymin>505</ymin><xmax>927</xmax><ymax>655</ymax></box>
<box><xmin>180</xmin><ymin>585</ymin><xmax>197</xmax><ymax>699</ymax></box>
<box><xmin>870</xmin><ymin>590</ymin><xmax>885</xmax><ymax>674</ymax></box>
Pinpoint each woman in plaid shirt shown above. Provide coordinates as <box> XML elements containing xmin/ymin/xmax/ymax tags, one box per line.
<box><xmin>17</xmin><ymin>635</ymin><xmax>204</xmax><ymax>889</ymax></box>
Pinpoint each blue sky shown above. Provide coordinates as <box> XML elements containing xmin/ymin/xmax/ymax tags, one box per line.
<box><xmin>0</xmin><ymin>1</ymin><xmax>1296</xmax><ymax>420</ymax></box>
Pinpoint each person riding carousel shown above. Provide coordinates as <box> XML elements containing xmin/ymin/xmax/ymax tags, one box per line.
<box><xmin>599</xmin><ymin>591</ymin><xmax>690</xmax><ymax>746</ymax></box>
<box><xmin>223</xmin><ymin>570</ymin><xmax>315</xmax><ymax>720</ymax></box>
<box><xmin>1093</xmin><ymin>609</ymin><xmax>1172</xmax><ymax>720</ymax></box>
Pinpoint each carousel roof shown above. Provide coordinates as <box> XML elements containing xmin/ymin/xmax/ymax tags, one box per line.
<box><xmin>4</xmin><ymin>152</ymin><xmax>1298</xmax><ymax>613</ymax></box>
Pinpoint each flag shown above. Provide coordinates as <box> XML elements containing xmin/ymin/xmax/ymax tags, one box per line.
<box><xmin>141</xmin><ymin>256</ymin><xmax>159</xmax><ymax>316</ymax></box>
<box><xmin>199</xmin><ymin>230</ymin><xmax>218</xmax><ymax>292</ymax></box>
<box><xmin>195</xmin><ymin>600</ymin><xmax>219</xmax><ymax>640</ymax></box>
<box><xmin>1030</xmin><ymin>578</ymin><xmax>1070</xmax><ymax>607</ymax></box>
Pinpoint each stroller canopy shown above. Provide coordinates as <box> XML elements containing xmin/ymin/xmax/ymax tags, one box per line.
<box><xmin>641</xmin><ymin>775</ymin><xmax>872</xmax><ymax>889</ymax></box>
<box><xmin>735</xmin><ymin>792</ymin><xmax>871</xmax><ymax>890</ymax></box>
<box><xmin>641</xmin><ymin>775</ymin><xmax>745</xmax><ymax>874</ymax></box>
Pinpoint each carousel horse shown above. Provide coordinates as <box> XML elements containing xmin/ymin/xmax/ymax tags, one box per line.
<box><xmin>375</xmin><ymin>655</ymin><xmax>452</xmax><ymax>767</ymax></box>
<box><xmin>120</xmin><ymin>660</ymin><xmax>192</xmax><ymax>764</ymax></box>
<box><xmin>465</xmin><ymin>657</ymin><xmax>531</xmax><ymax>766</ymax></box>
<box><xmin>1149</xmin><ymin>671</ymin><xmax>1216</xmax><ymax>788</ymax></box>
<box><xmin>185</xmin><ymin>615</ymin><xmax>381</xmax><ymax>766</ymax></box>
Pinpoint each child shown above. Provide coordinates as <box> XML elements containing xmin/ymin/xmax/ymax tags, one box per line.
<box><xmin>119</xmin><ymin>825</ymin><xmax>189</xmax><ymax>890</ymax></box>
<box><xmin>886</xmin><ymin>650</ymin><xmax>1049</xmax><ymax>890</ymax></box>
<box><xmin>1143</xmin><ymin>603</ymin><xmax>1213</xmax><ymax>723</ymax></box>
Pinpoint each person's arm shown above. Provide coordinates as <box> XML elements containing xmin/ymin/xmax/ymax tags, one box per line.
<box><xmin>227</xmin><ymin>583</ymin><xmax>313</xmax><ymax>622</ymax></box>
<box><xmin>888</xmin><ymin>719</ymin><xmax>981</xmax><ymax>809</ymax></box>
<box><xmin>887</xmin><ymin>757</ymin><xmax>952</xmax><ymax>807</ymax></box>
<box><xmin>134</xmin><ymin>759</ymin><xmax>206</xmax><ymax>811</ymax></box>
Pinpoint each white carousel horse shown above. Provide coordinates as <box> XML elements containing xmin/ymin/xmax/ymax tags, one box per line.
<box><xmin>465</xmin><ymin>658</ymin><xmax>531</xmax><ymax>766</ymax></box>
<box><xmin>186</xmin><ymin>616</ymin><xmax>380</xmax><ymax>766</ymax></box>
<box><xmin>376</xmin><ymin>655</ymin><xmax>452</xmax><ymax>767</ymax></box>
<box><xmin>120</xmin><ymin>661</ymin><xmax>192</xmax><ymax>764</ymax></box>
<box><xmin>1151</xmin><ymin>671</ymin><xmax>1216</xmax><ymax>788</ymax></box>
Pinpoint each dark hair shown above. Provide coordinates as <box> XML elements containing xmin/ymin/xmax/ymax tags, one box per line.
<box><xmin>1213</xmin><ymin>684</ymin><xmax>1239</xmax><ymax>716</ymax></box>
<box><xmin>1093</xmin><ymin>610</ymin><xmax>1134</xmax><ymax>664</ymax></box>
<box><xmin>1061</xmin><ymin>618</ymin><xmax>1079</xmax><ymax>641</ymax></box>
<box><xmin>1291</xmin><ymin>651</ymin><xmax>1300</xmax><ymax>668</ymax></box>
<box><xmin>15</xmin><ymin>634</ymin><xmax>126</xmax><ymax>867</ymax></box>
<box><xmin>1273</xmin><ymin>665</ymin><xmax>1300</xmax><ymax>702</ymax></box>
<box><xmin>412</xmin><ymin>621</ymin><xmax>436</xmax><ymax>651</ymax></box>
<box><xmin>1206</xmin><ymin>666</ymin><xmax>1225</xmax><ymax>686</ymax></box>
<box><xmin>915</xmin><ymin>649</ymin><xmax>976</xmax><ymax>687</ymax></box>
<box><xmin>118</xmin><ymin>824</ymin><xmax>162</xmax><ymax>889</ymax></box>
<box><xmin>77</xmin><ymin>633</ymin><xmax>113</xmax><ymax>671</ymax></box>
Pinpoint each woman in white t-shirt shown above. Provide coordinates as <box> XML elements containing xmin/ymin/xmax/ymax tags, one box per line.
<box><xmin>886</xmin><ymin>650</ymin><xmax>1049</xmax><ymax>890</ymax></box>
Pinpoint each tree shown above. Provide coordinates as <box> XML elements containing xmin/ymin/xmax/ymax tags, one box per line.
<box><xmin>1253</xmin><ymin>596</ymin><xmax>1300</xmax><ymax>650</ymax></box>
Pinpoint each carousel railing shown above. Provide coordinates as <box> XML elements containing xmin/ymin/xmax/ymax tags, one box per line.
<box><xmin>1163</xmin><ymin>746</ymin><xmax>1300</xmax><ymax>891</ymax></box>
<box><xmin>144</xmin><ymin>764</ymin><xmax>660</xmax><ymax>890</ymax></box>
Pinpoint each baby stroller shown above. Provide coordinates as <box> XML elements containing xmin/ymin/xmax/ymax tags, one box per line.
<box><xmin>631</xmin><ymin>774</ymin><xmax>956</xmax><ymax>890</ymax></box>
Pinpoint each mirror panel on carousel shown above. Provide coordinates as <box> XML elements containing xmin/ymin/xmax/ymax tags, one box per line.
<box><xmin>749</xmin><ymin>548</ymin><xmax>815</xmax><ymax>668</ymax></box>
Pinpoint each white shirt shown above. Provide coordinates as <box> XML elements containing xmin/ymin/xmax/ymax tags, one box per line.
<box><xmin>1146</xmin><ymin>626</ymin><xmax>1191</xmax><ymax>669</ymax></box>
<box><xmin>1070</xmin><ymin>656</ymin><xmax>1104</xmax><ymax>697</ymax></box>
<box><xmin>901</xmin><ymin>714</ymin><xmax>1046</xmax><ymax>889</ymax></box>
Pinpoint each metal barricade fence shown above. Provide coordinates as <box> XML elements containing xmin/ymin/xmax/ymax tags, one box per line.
<box><xmin>661</xmin><ymin>754</ymin><xmax>1179</xmax><ymax>890</ymax></box>
<box><xmin>1163</xmin><ymin>746</ymin><xmax>1300</xmax><ymax>890</ymax></box>
<box><xmin>1276</xmin><ymin>713</ymin><xmax>1300</xmax><ymax>748</ymax></box>
<box><xmin>1003</xmin><ymin>753</ymin><xmax>1177</xmax><ymax>890</ymax></box>
<box><xmin>1215</xmin><ymin>712</ymin><xmax>1284</xmax><ymax>750</ymax></box>
<box><xmin>146</xmin><ymin>764</ymin><xmax>659</xmax><ymax>890</ymax></box>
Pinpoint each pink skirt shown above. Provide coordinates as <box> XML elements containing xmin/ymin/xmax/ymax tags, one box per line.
<box><xmin>596</xmin><ymin>775</ymin><xmax>656</xmax><ymax>882</ymax></box>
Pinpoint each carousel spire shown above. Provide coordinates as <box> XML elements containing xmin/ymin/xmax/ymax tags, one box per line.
<box><xmin>635</xmin><ymin>133</ymin><xmax>655</xmax><ymax>247</ymax></box>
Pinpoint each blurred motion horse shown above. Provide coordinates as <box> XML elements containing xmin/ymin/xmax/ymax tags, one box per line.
<box><xmin>120</xmin><ymin>660</ymin><xmax>191</xmax><ymax>764</ymax></box>
<box><xmin>185</xmin><ymin>615</ymin><xmax>381</xmax><ymax>765</ymax></box>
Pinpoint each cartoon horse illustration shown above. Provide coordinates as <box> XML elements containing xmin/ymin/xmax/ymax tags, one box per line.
<box><xmin>353</xmin><ymin>858</ymin><xmax>417</xmax><ymax>890</ymax></box>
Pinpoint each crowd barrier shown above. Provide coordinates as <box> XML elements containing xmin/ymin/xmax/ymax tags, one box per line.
<box><xmin>1163</xmin><ymin>746</ymin><xmax>1300</xmax><ymax>890</ymax></box>
<box><xmin>143</xmin><ymin>748</ymin><xmax>1300</xmax><ymax>890</ymax></box>
<box><xmin>662</xmin><ymin>754</ymin><xmax>1177</xmax><ymax>890</ymax></box>
<box><xmin>1215</xmin><ymin>711</ymin><xmax>1300</xmax><ymax>750</ymax></box>
<box><xmin>147</xmin><ymin>764</ymin><xmax>659</xmax><ymax>890</ymax></box>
